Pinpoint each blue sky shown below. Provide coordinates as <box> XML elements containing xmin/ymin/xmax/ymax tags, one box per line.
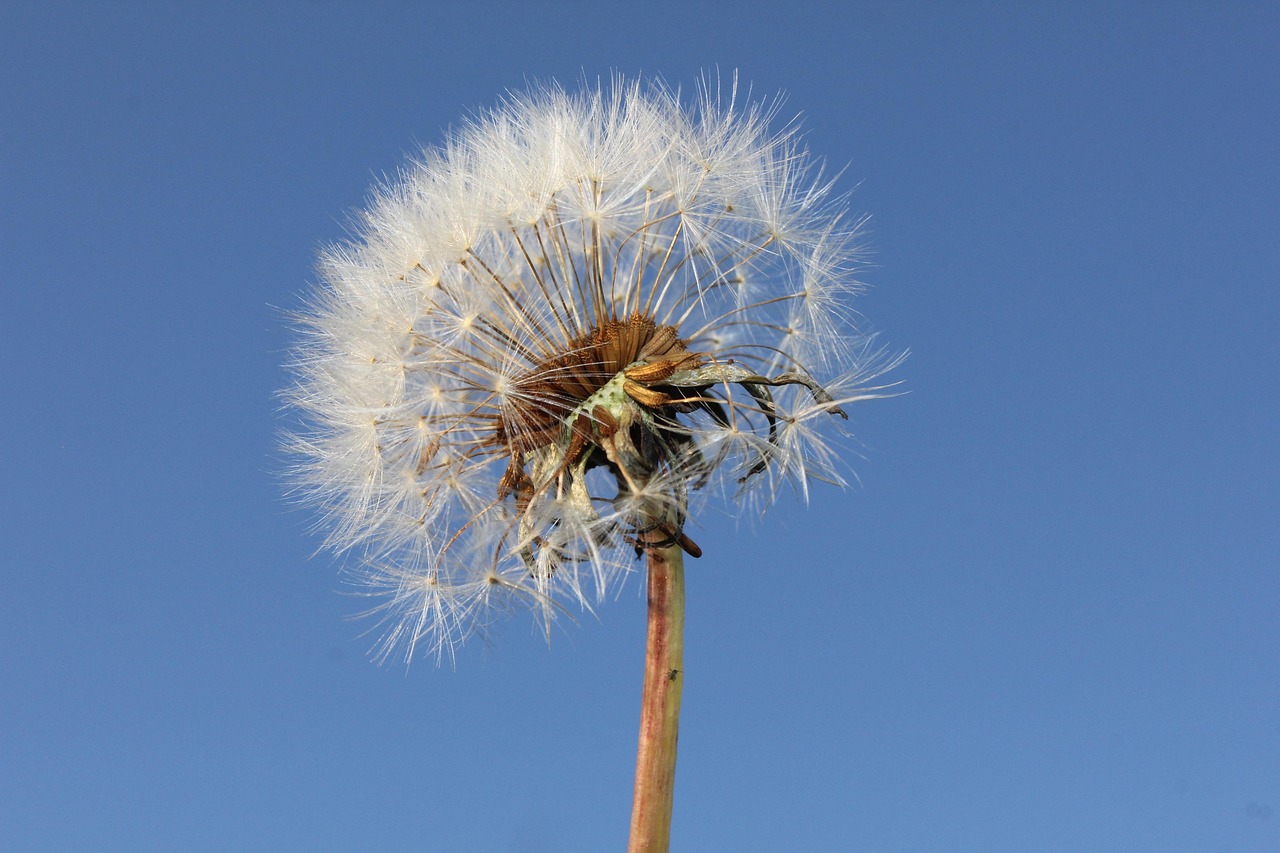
<box><xmin>2</xmin><ymin>2</ymin><xmax>1276</xmax><ymax>851</ymax></box>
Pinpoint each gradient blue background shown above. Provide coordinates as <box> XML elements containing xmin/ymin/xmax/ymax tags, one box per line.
<box><xmin>3</xmin><ymin>2</ymin><xmax>1276</xmax><ymax>851</ymax></box>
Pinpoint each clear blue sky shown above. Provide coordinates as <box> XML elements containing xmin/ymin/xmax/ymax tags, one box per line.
<box><xmin>3</xmin><ymin>3</ymin><xmax>1276</xmax><ymax>851</ymax></box>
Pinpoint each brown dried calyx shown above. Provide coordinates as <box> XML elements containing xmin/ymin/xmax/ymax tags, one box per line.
<box><xmin>496</xmin><ymin>313</ymin><xmax>700</xmax><ymax>456</ymax></box>
<box><xmin>491</xmin><ymin>312</ymin><xmax>848</xmax><ymax>565</ymax></box>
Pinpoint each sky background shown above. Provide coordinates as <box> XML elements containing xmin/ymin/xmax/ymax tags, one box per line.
<box><xmin>2</xmin><ymin>2</ymin><xmax>1277</xmax><ymax>851</ymax></box>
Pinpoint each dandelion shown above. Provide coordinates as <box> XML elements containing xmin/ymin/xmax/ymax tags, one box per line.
<box><xmin>284</xmin><ymin>74</ymin><xmax>897</xmax><ymax>852</ymax></box>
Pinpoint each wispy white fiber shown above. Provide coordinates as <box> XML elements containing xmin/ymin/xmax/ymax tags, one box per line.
<box><xmin>284</xmin><ymin>74</ymin><xmax>899</xmax><ymax>664</ymax></box>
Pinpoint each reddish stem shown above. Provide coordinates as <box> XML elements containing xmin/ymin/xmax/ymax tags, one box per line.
<box><xmin>627</xmin><ymin>541</ymin><xmax>686</xmax><ymax>853</ymax></box>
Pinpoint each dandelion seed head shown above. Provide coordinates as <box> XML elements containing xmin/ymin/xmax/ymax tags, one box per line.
<box><xmin>284</xmin><ymin>74</ymin><xmax>898</xmax><ymax>663</ymax></box>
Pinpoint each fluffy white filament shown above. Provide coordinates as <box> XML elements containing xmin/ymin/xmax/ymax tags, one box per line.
<box><xmin>284</xmin><ymin>75</ymin><xmax>897</xmax><ymax>663</ymax></box>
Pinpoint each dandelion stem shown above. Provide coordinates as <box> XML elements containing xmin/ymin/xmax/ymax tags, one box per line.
<box><xmin>628</xmin><ymin>539</ymin><xmax>686</xmax><ymax>853</ymax></box>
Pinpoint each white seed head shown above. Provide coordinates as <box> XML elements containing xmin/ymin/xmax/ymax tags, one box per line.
<box><xmin>284</xmin><ymin>74</ymin><xmax>899</xmax><ymax>664</ymax></box>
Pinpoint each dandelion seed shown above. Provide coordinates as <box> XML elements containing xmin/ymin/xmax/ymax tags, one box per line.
<box><xmin>284</xmin><ymin>74</ymin><xmax>898</xmax><ymax>665</ymax></box>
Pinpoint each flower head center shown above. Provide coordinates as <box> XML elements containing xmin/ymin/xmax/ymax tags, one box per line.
<box><xmin>496</xmin><ymin>312</ymin><xmax>695</xmax><ymax>457</ymax></box>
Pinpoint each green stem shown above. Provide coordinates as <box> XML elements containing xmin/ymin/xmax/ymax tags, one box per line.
<box><xmin>627</xmin><ymin>540</ymin><xmax>686</xmax><ymax>853</ymax></box>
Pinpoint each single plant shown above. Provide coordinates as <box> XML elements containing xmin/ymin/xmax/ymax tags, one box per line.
<box><xmin>285</xmin><ymin>74</ymin><xmax>897</xmax><ymax>852</ymax></box>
